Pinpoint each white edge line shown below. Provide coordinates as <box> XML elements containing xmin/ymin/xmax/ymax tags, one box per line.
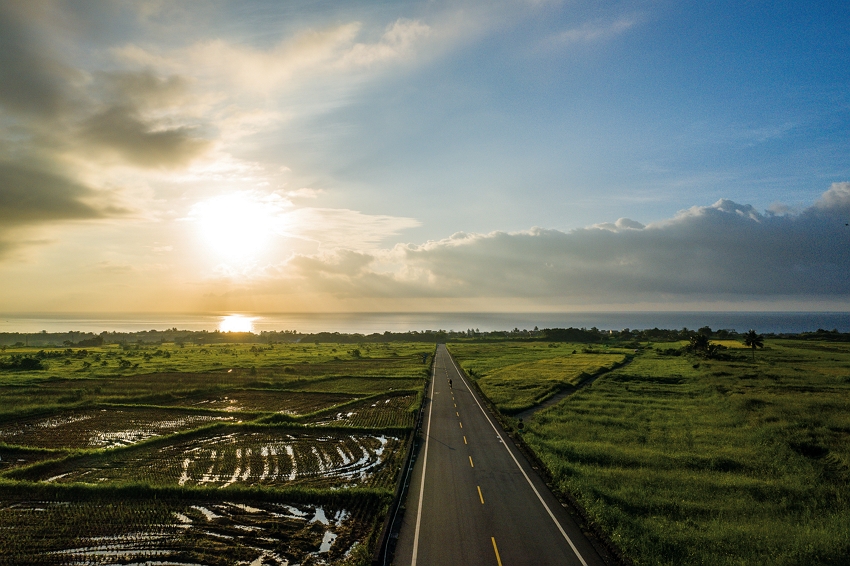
<box><xmin>411</xmin><ymin>354</ymin><xmax>437</xmax><ymax>566</ymax></box>
<box><xmin>446</xmin><ymin>346</ymin><xmax>589</xmax><ymax>566</ymax></box>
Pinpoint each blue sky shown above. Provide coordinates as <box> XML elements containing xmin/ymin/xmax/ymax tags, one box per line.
<box><xmin>1</xmin><ymin>0</ymin><xmax>848</xmax><ymax>313</ymax></box>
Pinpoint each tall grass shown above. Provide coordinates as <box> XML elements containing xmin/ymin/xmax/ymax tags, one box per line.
<box><xmin>458</xmin><ymin>340</ymin><xmax>850</xmax><ymax>565</ymax></box>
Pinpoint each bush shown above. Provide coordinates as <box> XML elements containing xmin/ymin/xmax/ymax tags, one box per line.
<box><xmin>0</xmin><ymin>355</ymin><xmax>45</xmax><ymax>371</ymax></box>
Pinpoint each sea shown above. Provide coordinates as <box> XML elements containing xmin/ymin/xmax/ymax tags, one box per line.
<box><xmin>1</xmin><ymin>312</ymin><xmax>849</xmax><ymax>335</ymax></box>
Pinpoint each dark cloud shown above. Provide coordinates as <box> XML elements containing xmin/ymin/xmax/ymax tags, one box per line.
<box><xmin>0</xmin><ymin>161</ymin><xmax>120</xmax><ymax>258</ymax></box>
<box><xmin>0</xmin><ymin>6</ymin><xmax>209</xmax><ymax>169</ymax></box>
<box><xmin>82</xmin><ymin>105</ymin><xmax>211</xmax><ymax>168</ymax></box>
<box><xmin>276</xmin><ymin>184</ymin><xmax>850</xmax><ymax>303</ymax></box>
<box><xmin>0</xmin><ymin>162</ymin><xmax>104</xmax><ymax>226</ymax></box>
<box><xmin>97</xmin><ymin>70</ymin><xmax>191</xmax><ymax>109</ymax></box>
<box><xmin>0</xmin><ymin>2</ymin><xmax>76</xmax><ymax>117</ymax></box>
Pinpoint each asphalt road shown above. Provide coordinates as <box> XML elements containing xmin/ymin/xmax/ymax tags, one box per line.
<box><xmin>393</xmin><ymin>344</ymin><xmax>607</xmax><ymax>566</ymax></box>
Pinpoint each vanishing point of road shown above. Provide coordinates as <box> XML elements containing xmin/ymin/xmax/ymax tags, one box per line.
<box><xmin>394</xmin><ymin>344</ymin><xmax>607</xmax><ymax>566</ymax></box>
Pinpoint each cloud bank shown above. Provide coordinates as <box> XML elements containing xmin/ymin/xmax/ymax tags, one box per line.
<box><xmin>252</xmin><ymin>183</ymin><xmax>850</xmax><ymax>306</ymax></box>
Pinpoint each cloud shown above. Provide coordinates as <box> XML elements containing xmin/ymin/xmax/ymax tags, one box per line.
<box><xmin>286</xmin><ymin>188</ymin><xmax>323</xmax><ymax>199</ymax></box>
<box><xmin>813</xmin><ymin>181</ymin><xmax>850</xmax><ymax>212</ymax></box>
<box><xmin>552</xmin><ymin>17</ymin><xmax>636</xmax><ymax>45</ymax></box>
<box><xmin>0</xmin><ymin>161</ymin><xmax>123</xmax><ymax>258</ymax></box>
<box><xmin>116</xmin><ymin>17</ymin><xmax>432</xmax><ymax>96</ymax></box>
<box><xmin>0</xmin><ymin>6</ymin><xmax>212</xmax><ymax>261</ymax></box>
<box><xmin>81</xmin><ymin>104</ymin><xmax>211</xmax><ymax>168</ymax></box>
<box><xmin>0</xmin><ymin>2</ymin><xmax>78</xmax><ymax>117</ymax></box>
<box><xmin>338</xmin><ymin>18</ymin><xmax>432</xmax><ymax>67</ymax></box>
<box><xmin>97</xmin><ymin>70</ymin><xmax>191</xmax><ymax>109</ymax></box>
<box><xmin>260</xmin><ymin>184</ymin><xmax>850</xmax><ymax>304</ymax></box>
<box><xmin>0</xmin><ymin>162</ymin><xmax>105</xmax><ymax>227</ymax></box>
<box><xmin>286</xmin><ymin>207</ymin><xmax>421</xmax><ymax>249</ymax></box>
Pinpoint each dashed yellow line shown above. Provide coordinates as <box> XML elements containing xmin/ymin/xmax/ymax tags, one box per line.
<box><xmin>463</xmin><ymin>436</ymin><xmax>467</xmax><ymax>444</ymax></box>
<box><xmin>469</xmin><ymin>456</ymin><xmax>474</xmax><ymax>468</ymax></box>
<box><xmin>456</xmin><ymin>411</ymin><xmax>459</xmax><ymax>416</ymax></box>
<box><xmin>459</xmin><ymin>422</ymin><xmax>463</xmax><ymax>429</ymax></box>
<box><xmin>492</xmin><ymin>537</ymin><xmax>503</xmax><ymax>566</ymax></box>
<box><xmin>478</xmin><ymin>485</ymin><xmax>484</xmax><ymax>504</ymax></box>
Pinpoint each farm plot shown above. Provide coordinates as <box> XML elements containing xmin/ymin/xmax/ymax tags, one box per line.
<box><xmin>0</xmin><ymin>495</ymin><xmax>379</xmax><ymax>565</ymax></box>
<box><xmin>0</xmin><ymin>446</ymin><xmax>64</xmax><ymax>471</ymax></box>
<box><xmin>0</xmin><ymin>408</ymin><xmax>240</xmax><ymax>449</ymax></box>
<box><xmin>166</xmin><ymin>389</ymin><xmax>359</xmax><ymax>414</ymax></box>
<box><xmin>30</xmin><ymin>428</ymin><xmax>404</xmax><ymax>489</ymax></box>
<box><xmin>306</xmin><ymin>393</ymin><xmax>419</xmax><ymax>428</ymax></box>
<box><xmin>286</xmin><ymin>376</ymin><xmax>424</xmax><ymax>395</ymax></box>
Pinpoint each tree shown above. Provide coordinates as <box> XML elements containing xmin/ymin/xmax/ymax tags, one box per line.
<box><xmin>743</xmin><ymin>330</ymin><xmax>764</xmax><ymax>361</ymax></box>
<box><xmin>689</xmin><ymin>334</ymin><xmax>709</xmax><ymax>353</ymax></box>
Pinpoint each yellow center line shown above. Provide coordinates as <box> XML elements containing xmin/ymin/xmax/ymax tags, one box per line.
<box><xmin>478</xmin><ymin>485</ymin><xmax>484</xmax><ymax>504</ymax></box>
<box><xmin>469</xmin><ymin>456</ymin><xmax>474</xmax><ymax>468</ymax></box>
<box><xmin>456</xmin><ymin>411</ymin><xmax>459</xmax><ymax>416</ymax></box>
<box><xmin>463</xmin><ymin>435</ymin><xmax>467</xmax><ymax>444</ymax></box>
<box><xmin>454</xmin><ymin>403</ymin><xmax>456</xmax><ymax>407</ymax></box>
<box><xmin>459</xmin><ymin>422</ymin><xmax>463</xmax><ymax>429</ymax></box>
<box><xmin>492</xmin><ymin>537</ymin><xmax>503</xmax><ymax>566</ymax></box>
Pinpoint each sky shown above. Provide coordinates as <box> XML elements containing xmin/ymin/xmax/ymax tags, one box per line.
<box><xmin>1</xmin><ymin>0</ymin><xmax>849</xmax><ymax>315</ymax></box>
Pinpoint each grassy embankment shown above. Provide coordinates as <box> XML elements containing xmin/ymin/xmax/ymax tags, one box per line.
<box><xmin>0</xmin><ymin>341</ymin><xmax>433</xmax><ymax>565</ymax></box>
<box><xmin>450</xmin><ymin>339</ymin><xmax>850</xmax><ymax>565</ymax></box>
<box><xmin>451</xmin><ymin>341</ymin><xmax>629</xmax><ymax>413</ymax></box>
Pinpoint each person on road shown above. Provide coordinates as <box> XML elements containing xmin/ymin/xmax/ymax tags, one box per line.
<box><xmin>449</xmin><ymin>379</ymin><xmax>453</xmax><ymax>389</ymax></box>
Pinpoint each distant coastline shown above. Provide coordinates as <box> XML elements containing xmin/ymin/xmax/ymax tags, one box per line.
<box><xmin>1</xmin><ymin>311</ymin><xmax>848</xmax><ymax>336</ymax></box>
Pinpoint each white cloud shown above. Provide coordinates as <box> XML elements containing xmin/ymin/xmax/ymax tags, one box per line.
<box><xmin>115</xmin><ymin>18</ymin><xmax>432</xmax><ymax>96</ymax></box>
<box><xmin>337</xmin><ymin>18</ymin><xmax>432</xmax><ymax>67</ymax></box>
<box><xmin>286</xmin><ymin>188</ymin><xmax>323</xmax><ymax>199</ymax></box>
<box><xmin>286</xmin><ymin>207</ymin><xmax>420</xmax><ymax>250</ymax></box>
<box><xmin>552</xmin><ymin>17</ymin><xmax>636</xmax><ymax>45</ymax></box>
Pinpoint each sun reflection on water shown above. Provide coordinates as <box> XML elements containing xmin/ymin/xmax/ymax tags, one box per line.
<box><xmin>219</xmin><ymin>315</ymin><xmax>255</xmax><ymax>333</ymax></box>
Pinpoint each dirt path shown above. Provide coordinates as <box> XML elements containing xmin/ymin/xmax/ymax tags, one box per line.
<box><xmin>514</xmin><ymin>356</ymin><xmax>635</xmax><ymax>422</ymax></box>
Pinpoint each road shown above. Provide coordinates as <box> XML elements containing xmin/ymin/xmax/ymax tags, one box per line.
<box><xmin>393</xmin><ymin>344</ymin><xmax>607</xmax><ymax>566</ymax></box>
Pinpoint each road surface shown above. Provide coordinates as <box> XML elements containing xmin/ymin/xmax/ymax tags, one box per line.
<box><xmin>393</xmin><ymin>344</ymin><xmax>608</xmax><ymax>566</ymax></box>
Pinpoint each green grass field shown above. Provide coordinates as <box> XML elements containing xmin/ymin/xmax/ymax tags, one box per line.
<box><xmin>450</xmin><ymin>339</ymin><xmax>850</xmax><ymax>565</ymax></box>
<box><xmin>450</xmin><ymin>342</ymin><xmax>629</xmax><ymax>412</ymax></box>
<box><xmin>0</xmin><ymin>341</ymin><xmax>432</xmax><ymax>565</ymax></box>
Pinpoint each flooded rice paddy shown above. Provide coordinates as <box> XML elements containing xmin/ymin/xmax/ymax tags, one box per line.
<box><xmin>162</xmin><ymin>390</ymin><xmax>360</xmax><ymax>415</ymax></box>
<box><xmin>0</xmin><ymin>497</ymin><xmax>375</xmax><ymax>565</ymax></box>
<box><xmin>0</xmin><ymin>408</ymin><xmax>240</xmax><ymax>449</ymax></box>
<box><xmin>34</xmin><ymin>429</ymin><xmax>403</xmax><ymax>489</ymax></box>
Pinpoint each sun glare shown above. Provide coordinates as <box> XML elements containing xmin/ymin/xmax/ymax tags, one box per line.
<box><xmin>219</xmin><ymin>315</ymin><xmax>255</xmax><ymax>333</ymax></box>
<box><xmin>191</xmin><ymin>193</ymin><xmax>283</xmax><ymax>262</ymax></box>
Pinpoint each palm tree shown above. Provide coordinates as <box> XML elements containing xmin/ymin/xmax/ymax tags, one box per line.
<box><xmin>743</xmin><ymin>330</ymin><xmax>764</xmax><ymax>361</ymax></box>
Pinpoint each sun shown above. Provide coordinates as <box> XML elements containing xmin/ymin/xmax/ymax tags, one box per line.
<box><xmin>219</xmin><ymin>314</ymin><xmax>255</xmax><ymax>333</ymax></box>
<box><xmin>190</xmin><ymin>193</ymin><xmax>283</xmax><ymax>262</ymax></box>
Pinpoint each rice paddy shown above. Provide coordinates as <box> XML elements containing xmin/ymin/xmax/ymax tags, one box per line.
<box><xmin>0</xmin><ymin>407</ymin><xmax>241</xmax><ymax>449</ymax></box>
<box><xmin>0</xmin><ymin>491</ymin><xmax>381</xmax><ymax>565</ymax></box>
<box><xmin>0</xmin><ymin>340</ymin><xmax>432</xmax><ymax>564</ymax></box>
<box><xmin>18</xmin><ymin>428</ymin><xmax>403</xmax><ymax>490</ymax></box>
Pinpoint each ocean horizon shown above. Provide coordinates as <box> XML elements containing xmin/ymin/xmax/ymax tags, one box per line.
<box><xmin>1</xmin><ymin>311</ymin><xmax>849</xmax><ymax>335</ymax></box>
